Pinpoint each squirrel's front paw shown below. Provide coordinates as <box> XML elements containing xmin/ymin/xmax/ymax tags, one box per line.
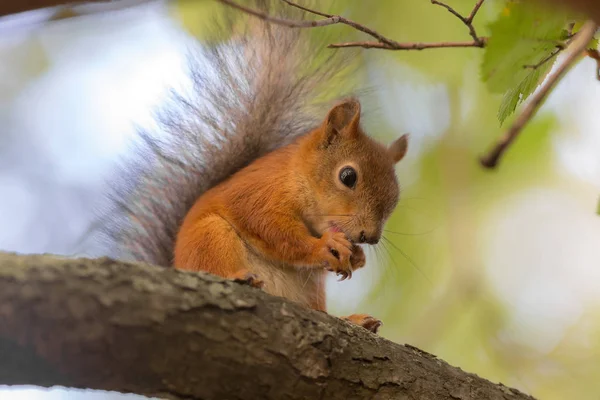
<box><xmin>350</xmin><ymin>244</ymin><xmax>366</xmax><ymax>271</ymax></box>
<box><xmin>230</xmin><ymin>269</ymin><xmax>265</xmax><ymax>289</ymax></box>
<box><xmin>317</xmin><ymin>231</ymin><xmax>353</xmax><ymax>280</ymax></box>
<box><xmin>343</xmin><ymin>314</ymin><xmax>383</xmax><ymax>334</ymax></box>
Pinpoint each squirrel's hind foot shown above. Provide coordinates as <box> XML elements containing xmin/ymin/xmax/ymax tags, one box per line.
<box><xmin>231</xmin><ymin>269</ymin><xmax>265</xmax><ymax>290</ymax></box>
<box><xmin>342</xmin><ymin>314</ymin><xmax>383</xmax><ymax>334</ymax></box>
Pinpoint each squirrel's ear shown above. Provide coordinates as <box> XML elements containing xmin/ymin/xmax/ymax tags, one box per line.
<box><xmin>323</xmin><ymin>98</ymin><xmax>361</xmax><ymax>145</ymax></box>
<box><xmin>389</xmin><ymin>134</ymin><xmax>408</xmax><ymax>163</ymax></box>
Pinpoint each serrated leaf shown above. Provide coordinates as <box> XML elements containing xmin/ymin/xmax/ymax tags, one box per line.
<box><xmin>497</xmin><ymin>58</ymin><xmax>554</xmax><ymax>124</ymax></box>
<box><xmin>481</xmin><ymin>1</ymin><xmax>571</xmax><ymax>94</ymax></box>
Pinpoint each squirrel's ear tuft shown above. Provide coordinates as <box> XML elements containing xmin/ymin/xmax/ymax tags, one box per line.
<box><xmin>323</xmin><ymin>98</ymin><xmax>361</xmax><ymax>145</ymax></box>
<box><xmin>389</xmin><ymin>134</ymin><xmax>408</xmax><ymax>163</ymax></box>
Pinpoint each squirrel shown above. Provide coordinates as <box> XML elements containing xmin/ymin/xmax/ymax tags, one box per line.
<box><xmin>97</xmin><ymin>1</ymin><xmax>408</xmax><ymax>333</ymax></box>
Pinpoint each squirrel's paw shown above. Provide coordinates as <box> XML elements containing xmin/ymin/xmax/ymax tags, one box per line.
<box><xmin>350</xmin><ymin>244</ymin><xmax>366</xmax><ymax>271</ymax></box>
<box><xmin>318</xmin><ymin>231</ymin><xmax>353</xmax><ymax>281</ymax></box>
<box><xmin>342</xmin><ymin>314</ymin><xmax>383</xmax><ymax>334</ymax></box>
<box><xmin>231</xmin><ymin>269</ymin><xmax>265</xmax><ymax>290</ymax></box>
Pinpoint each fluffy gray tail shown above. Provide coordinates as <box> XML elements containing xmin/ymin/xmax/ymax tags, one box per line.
<box><xmin>95</xmin><ymin>1</ymin><xmax>356</xmax><ymax>266</ymax></box>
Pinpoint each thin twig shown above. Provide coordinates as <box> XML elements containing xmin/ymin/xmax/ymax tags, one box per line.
<box><xmin>431</xmin><ymin>0</ymin><xmax>486</xmax><ymax>45</ymax></box>
<box><xmin>431</xmin><ymin>0</ymin><xmax>465</xmax><ymax>22</ymax></box>
<box><xmin>480</xmin><ymin>20</ymin><xmax>598</xmax><ymax>169</ymax></box>
<box><xmin>466</xmin><ymin>0</ymin><xmax>485</xmax><ymax>23</ymax></box>
<box><xmin>524</xmin><ymin>47</ymin><xmax>563</xmax><ymax>69</ymax></box>
<box><xmin>217</xmin><ymin>0</ymin><xmax>341</xmax><ymax>27</ymax></box>
<box><xmin>328</xmin><ymin>39</ymin><xmax>486</xmax><ymax>50</ymax></box>
<box><xmin>280</xmin><ymin>0</ymin><xmax>398</xmax><ymax>47</ymax></box>
<box><xmin>585</xmin><ymin>48</ymin><xmax>600</xmax><ymax>80</ymax></box>
<box><xmin>217</xmin><ymin>0</ymin><xmax>487</xmax><ymax>51</ymax></box>
<box><xmin>280</xmin><ymin>0</ymin><xmax>330</xmax><ymax>18</ymax></box>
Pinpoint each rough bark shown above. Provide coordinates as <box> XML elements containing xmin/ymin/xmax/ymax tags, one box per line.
<box><xmin>0</xmin><ymin>252</ymin><xmax>534</xmax><ymax>400</ymax></box>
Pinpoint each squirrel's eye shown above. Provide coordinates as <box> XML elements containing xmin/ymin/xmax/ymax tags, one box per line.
<box><xmin>339</xmin><ymin>166</ymin><xmax>357</xmax><ymax>188</ymax></box>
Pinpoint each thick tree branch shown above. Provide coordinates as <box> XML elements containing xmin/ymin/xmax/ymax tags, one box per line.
<box><xmin>0</xmin><ymin>252</ymin><xmax>535</xmax><ymax>400</ymax></box>
<box><xmin>480</xmin><ymin>20</ymin><xmax>598</xmax><ymax>169</ymax></box>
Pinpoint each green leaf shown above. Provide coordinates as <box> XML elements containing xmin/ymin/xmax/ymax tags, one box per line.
<box><xmin>481</xmin><ymin>1</ymin><xmax>571</xmax><ymax>95</ymax></box>
<box><xmin>597</xmin><ymin>196</ymin><xmax>600</xmax><ymax>216</ymax></box>
<box><xmin>497</xmin><ymin>61</ymin><xmax>550</xmax><ymax>125</ymax></box>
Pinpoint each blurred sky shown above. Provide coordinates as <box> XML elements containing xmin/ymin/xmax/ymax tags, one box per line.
<box><xmin>1</xmin><ymin>1</ymin><xmax>600</xmax><ymax>399</ymax></box>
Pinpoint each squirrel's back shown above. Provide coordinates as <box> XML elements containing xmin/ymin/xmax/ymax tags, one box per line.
<box><xmin>97</xmin><ymin>1</ymin><xmax>357</xmax><ymax>266</ymax></box>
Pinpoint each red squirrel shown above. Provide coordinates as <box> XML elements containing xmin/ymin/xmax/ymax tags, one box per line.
<box><xmin>99</xmin><ymin>1</ymin><xmax>408</xmax><ymax>333</ymax></box>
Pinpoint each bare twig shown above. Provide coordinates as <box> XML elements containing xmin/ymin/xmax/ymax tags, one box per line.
<box><xmin>280</xmin><ymin>0</ymin><xmax>330</xmax><ymax>18</ymax></box>
<box><xmin>217</xmin><ymin>0</ymin><xmax>487</xmax><ymax>51</ymax></box>
<box><xmin>586</xmin><ymin>48</ymin><xmax>600</xmax><ymax>80</ymax></box>
<box><xmin>328</xmin><ymin>39</ymin><xmax>486</xmax><ymax>50</ymax></box>
<box><xmin>217</xmin><ymin>0</ymin><xmax>341</xmax><ymax>27</ymax></box>
<box><xmin>280</xmin><ymin>0</ymin><xmax>397</xmax><ymax>47</ymax></box>
<box><xmin>524</xmin><ymin>47</ymin><xmax>563</xmax><ymax>69</ymax></box>
<box><xmin>466</xmin><ymin>0</ymin><xmax>485</xmax><ymax>23</ymax></box>
<box><xmin>480</xmin><ymin>20</ymin><xmax>598</xmax><ymax>169</ymax></box>
<box><xmin>431</xmin><ymin>0</ymin><xmax>486</xmax><ymax>45</ymax></box>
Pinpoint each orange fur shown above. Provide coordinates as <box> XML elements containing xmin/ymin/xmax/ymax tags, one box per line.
<box><xmin>174</xmin><ymin>98</ymin><xmax>408</xmax><ymax>327</ymax></box>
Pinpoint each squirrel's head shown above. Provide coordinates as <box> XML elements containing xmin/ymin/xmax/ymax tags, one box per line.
<box><xmin>302</xmin><ymin>98</ymin><xmax>408</xmax><ymax>245</ymax></box>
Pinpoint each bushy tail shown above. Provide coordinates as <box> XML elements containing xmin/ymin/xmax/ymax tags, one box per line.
<box><xmin>95</xmin><ymin>1</ymin><xmax>357</xmax><ymax>266</ymax></box>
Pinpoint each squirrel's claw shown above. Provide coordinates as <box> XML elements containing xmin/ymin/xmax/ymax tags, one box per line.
<box><xmin>336</xmin><ymin>268</ymin><xmax>353</xmax><ymax>281</ymax></box>
<box><xmin>343</xmin><ymin>314</ymin><xmax>383</xmax><ymax>334</ymax></box>
<box><xmin>231</xmin><ymin>270</ymin><xmax>265</xmax><ymax>289</ymax></box>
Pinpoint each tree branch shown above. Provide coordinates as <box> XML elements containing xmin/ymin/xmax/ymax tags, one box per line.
<box><xmin>431</xmin><ymin>0</ymin><xmax>486</xmax><ymax>45</ymax></box>
<box><xmin>480</xmin><ymin>20</ymin><xmax>598</xmax><ymax>169</ymax></box>
<box><xmin>585</xmin><ymin>48</ymin><xmax>600</xmax><ymax>80</ymax></box>
<box><xmin>279</xmin><ymin>0</ymin><xmax>398</xmax><ymax>47</ymax></box>
<box><xmin>328</xmin><ymin>39</ymin><xmax>486</xmax><ymax>50</ymax></box>
<box><xmin>524</xmin><ymin>47</ymin><xmax>563</xmax><ymax>69</ymax></box>
<box><xmin>0</xmin><ymin>252</ymin><xmax>536</xmax><ymax>400</ymax></box>
<box><xmin>466</xmin><ymin>0</ymin><xmax>485</xmax><ymax>23</ymax></box>
<box><xmin>215</xmin><ymin>0</ymin><xmax>487</xmax><ymax>51</ymax></box>
<box><xmin>217</xmin><ymin>0</ymin><xmax>342</xmax><ymax>28</ymax></box>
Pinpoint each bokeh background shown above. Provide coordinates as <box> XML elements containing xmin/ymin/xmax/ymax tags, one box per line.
<box><xmin>1</xmin><ymin>0</ymin><xmax>599</xmax><ymax>399</ymax></box>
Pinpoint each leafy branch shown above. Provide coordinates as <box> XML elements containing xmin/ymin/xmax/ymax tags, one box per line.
<box><xmin>480</xmin><ymin>20</ymin><xmax>598</xmax><ymax>168</ymax></box>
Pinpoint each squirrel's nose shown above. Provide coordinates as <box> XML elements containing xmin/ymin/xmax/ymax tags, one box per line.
<box><xmin>366</xmin><ymin>236</ymin><xmax>379</xmax><ymax>245</ymax></box>
<box><xmin>359</xmin><ymin>231</ymin><xmax>379</xmax><ymax>245</ymax></box>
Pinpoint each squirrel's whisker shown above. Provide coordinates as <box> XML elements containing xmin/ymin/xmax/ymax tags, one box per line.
<box><xmin>383</xmin><ymin>228</ymin><xmax>436</xmax><ymax>236</ymax></box>
<box><xmin>381</xmin><ymin>236</ymin><xmax>431</xmax><ymax>285</ymax></box>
